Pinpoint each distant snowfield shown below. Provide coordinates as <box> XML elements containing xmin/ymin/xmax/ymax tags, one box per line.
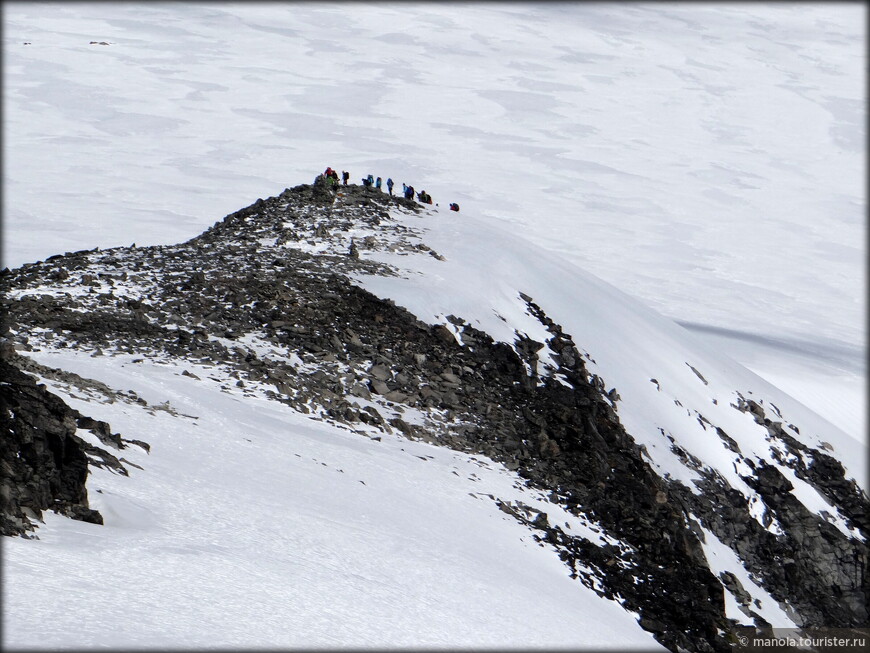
<box><xmin>3</xmin><ymin>2</ymin><xmax>864</xmax><ymax>441</ymax></box>
<box><xmin>2</xmin><ymin>351</ymin><xmax>662</xmax><ymax>649</ymax></box>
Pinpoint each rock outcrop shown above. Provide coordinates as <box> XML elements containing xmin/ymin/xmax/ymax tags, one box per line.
<box><xmin>0</xmin><ymin>338</ymin><xmax>116</xmax><ymax>536</ymax></box>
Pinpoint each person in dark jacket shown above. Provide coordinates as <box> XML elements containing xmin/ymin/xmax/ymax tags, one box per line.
<box><xmin>376</xmin><ymin>177</ymin><xmax>382</xmax><ymax>191</ymax></box>
<box><xmin>387</xmin><ymin>178</ymin><xmax>394</xmax><ymax>195</ymax></box>
<box><xmin>342</xmin><ymin>170</ymin><xmax>349</xmax><ymax>185</ymax></box>
<box><xmin>449</xmin><ymin>203</ymin><xmax>460</xmax><ymax>212</ymax></box>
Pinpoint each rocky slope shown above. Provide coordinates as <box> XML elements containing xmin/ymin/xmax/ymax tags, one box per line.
<box><xmin>1</xmin><ymin>178</ymin><xmax>866</xmax><ymax>651</ymax></box>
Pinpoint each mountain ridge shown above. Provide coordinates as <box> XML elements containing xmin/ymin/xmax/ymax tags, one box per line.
<box><xmin>2</xmin><ymin>179</ymin><xmax>866</xmax><ymax>650</ymax></box>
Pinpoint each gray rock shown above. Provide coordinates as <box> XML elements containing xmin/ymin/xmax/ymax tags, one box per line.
<box><xmin>439</xmin><ymin>371</ymin><xmax>461</xmax><ymax>385</ymax></box>
<box><xmin>384</xmin><ymin>390</ymin><xmax>407</xmax><ymax>403</ymax></box>
<box><xmin>349</xmin><ymin>383</ymin><xmax>371</xmax><ymax>400</ymax></box>
<box><xmin>368</xmin><ymin>364</ymin><xmax>391</xmax><ymax>381</ymax></box>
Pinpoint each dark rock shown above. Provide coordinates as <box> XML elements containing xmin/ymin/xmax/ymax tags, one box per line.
<box><xmin>0</xmin><ymin>357</ymin><xmax>104</xmax><ymax>535</ymax></box>
<box><xmin>368</xmin><ymin>364</ymin><xmax>391</xmax><ymax>381</ymax></box>
<box><xmin>432</xmin><ymin>324</ymin><xmax>456</xmax><ymax>345</ymax></box>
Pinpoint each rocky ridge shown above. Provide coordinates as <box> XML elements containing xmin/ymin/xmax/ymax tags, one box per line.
<box><xmin>1</xmin><ymin>178</ymin><xmax>866</xmax><ymax>651</ymax></box>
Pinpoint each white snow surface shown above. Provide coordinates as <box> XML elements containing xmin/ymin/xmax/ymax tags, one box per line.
<box><xmin>3</xmin><ymin>351</ymin><xmax>661</xmax><ymax>650</ymax></box>
<box><xmin>3</xmin><ymin>2</ymin><xmax>865</xmax><ymax>442</ymax></box>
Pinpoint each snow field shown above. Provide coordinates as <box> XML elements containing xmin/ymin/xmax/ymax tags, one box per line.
<box><xmin>3</xmin><ymin>350</ymin><xmax>661</xmax><ymax>649</ymax></box>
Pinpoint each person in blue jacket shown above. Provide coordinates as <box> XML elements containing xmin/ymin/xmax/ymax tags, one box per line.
<box><xmin>386</xmin><ymin>178</ymin><xmax>394</xmax><ymax>195</ymax></box>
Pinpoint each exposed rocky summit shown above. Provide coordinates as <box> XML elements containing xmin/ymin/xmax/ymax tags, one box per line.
<box><xmin>1</xmin><ymin>178</ymin><xmax>866</xmax><ymax>651</ymax></box>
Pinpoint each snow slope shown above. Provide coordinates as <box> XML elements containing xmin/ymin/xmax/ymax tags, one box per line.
<box><xmin>2</xmin><ymin>2</ymin><xmax>865</xmax><ymax>441</ymax></box>
<box><xmin>3</xmin><ymin>350</ymin><xmax>660</xmax><ymax>650</ymax></box>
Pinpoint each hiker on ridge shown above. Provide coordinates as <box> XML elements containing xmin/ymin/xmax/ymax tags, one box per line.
<box><xmin>386</xmin><ymin>178</ymin><xmax>394</xmax><ymax>195</ymax></box>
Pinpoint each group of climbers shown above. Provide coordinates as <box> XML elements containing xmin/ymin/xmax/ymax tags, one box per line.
<box><xmin>320</xmin><ymin>167</ymin><xmax>459</xmax><ymax>212</ymax></box>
